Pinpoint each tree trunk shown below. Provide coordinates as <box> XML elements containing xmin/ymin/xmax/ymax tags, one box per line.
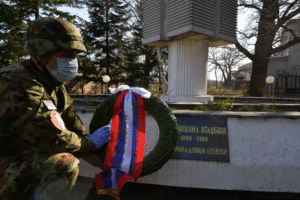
<box><xmin>215</xmin><ymin>67</ymin><xmax>218</xmax><ymax>88</ymax></box>
<box><xmin>248</xmin><ymin>57</ymin><xmax>269</xmax><ymax>96</ymax></box>
<box><xmin>228</xmin><ymin>67</ymin><xmax>232</xmax><ymax>88</ymax></box>
<box><xmin>81</xmin><ymin>81</ymin><xmax>84</xmax><ymax>94</ymax></box>
<box><xmin>219</xmin><ymin>66</ymin><xmax>227</xmax><ymax>87</ymax></box>
<box><xmin>145</xmin><ymin>53</ymin><xmax>151</xmax><ymax>90</ymax></box>
<box><xmin>248</xmin><ymin>0</ymin><xmax>278</xmax><ymax>96</ymax></box>
<box><xmin>105</xmin><ymin>1</ymin><xmax>110</xmax><ymax>75</ymax></box>
<box><xmin>34</xmin><ymin>0</ymin><xmax>39</xmax><ymax>19</ymax></box>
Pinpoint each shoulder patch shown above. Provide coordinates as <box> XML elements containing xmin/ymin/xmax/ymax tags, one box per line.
<box><xmin>43</xmin><ymin>100</ymin><xmax>57</xmax><ymax>110</ymax></box>
<box><xmin>50</xmin><ymin>110</ymin><xmax>66</xmax><ymax>131</ymax></box>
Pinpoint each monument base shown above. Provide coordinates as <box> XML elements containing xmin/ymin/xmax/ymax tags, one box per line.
<box><xmin>161</xmin><ymin>95</ymin><xmax>213</xmax><ymax>103</ymax></box>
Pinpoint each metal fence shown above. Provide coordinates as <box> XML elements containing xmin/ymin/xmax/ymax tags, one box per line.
<box><xmin>275</xmin><ymin>74</ymin><xmax>300</xmax><ymax>95</ymax></box>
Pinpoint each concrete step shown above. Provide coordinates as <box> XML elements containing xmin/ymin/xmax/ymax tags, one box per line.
<box><xmin>167</xmin><ymin>102</ymin><xmax>300</xmax><ymax>111</ymax></box>
<box><xmin>70</xmin><ymin>176</ymin><xmax>299</xmax><ymax>200</ymax></box>
<box><xmin>67</xmin><ymin>176</ymin><xmax>116</xmax><ymax>200</ymax></box>
<box><xmin>70</xmin><ymin>176</ymin><xmax>94</xmax><ymax>200</ymax></box>
<box><xmin>74</xmin><ymin>102</ymin><xmax>300</xmax><ymax>112</ymax></box>
<box><xmin>70</xmin><ymin>94</ymin><xmax>300</xmax><ymax>111</ymax></box>
<box><xmin>214</xmin><ymin>96</ymin><xmax>300</xmax><ymax>104</ymax></box>
<box><xmin>70</xmin><ymin>94</ymin><xmax>300</xmax><ymax>105</ymax></box>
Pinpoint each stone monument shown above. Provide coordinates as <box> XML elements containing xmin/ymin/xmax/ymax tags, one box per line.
<box><xmin>143</xmin><ymin>0</ymin><xmax>238</xmax><ymax>102</ymax></box>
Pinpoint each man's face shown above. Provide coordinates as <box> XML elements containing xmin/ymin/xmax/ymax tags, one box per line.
<box><xmin>44</xmin><ymin>50</ymin><xmax>79</xmax><ymax>71</ymax></box>
<box><xmin>34</xmin><ymin>49</ymin><xmax>80</xmax><ymax>83</ymax></box>
<box><xmin>36</xmin><ymin>49</ymin><xmax>79</xmax><ymax>65</ymax></box>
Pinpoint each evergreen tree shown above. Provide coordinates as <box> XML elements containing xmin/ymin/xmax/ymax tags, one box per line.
<box><xmin>0</xmin><ymin>2</ymin><xmax>27</xmax><ymax>68</ymax></box>
<box><xmin>123</xmin><ymin>0</ymin><xmax>166</xmax><ymax>89</ymax></box>
<box><xmin>83</xmin><ymin>0</ymin><xmax>130</xmax><ymax>86</ymax></box>
<box><xmin>8</xmin><ymin>0</ymin><xmax>85</xmax><ymax>21</ymax></box>
<box><xmin>0</xmin><ymin>0</ymin><xmax>85</xmax><ymax>69</ymax></box>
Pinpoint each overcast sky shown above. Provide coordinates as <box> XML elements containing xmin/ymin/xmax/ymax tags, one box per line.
<box><xmin>57</xmin><ymin>5</ymin><xmax>90</xmax><ymax>22</ymax></box>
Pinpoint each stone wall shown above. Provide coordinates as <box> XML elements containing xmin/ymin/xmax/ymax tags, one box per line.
<box><xmin>76</xmin><ymin>107</ymin><xmax>300</xmax><ymax>193</ymax></box>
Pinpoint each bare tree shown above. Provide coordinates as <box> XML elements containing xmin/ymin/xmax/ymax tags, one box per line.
<box><xmin>236</xmin><ymin>0</ymin><xmax>300</xmax><ymax>96</ymax></box>
<box><xmin>209</xmin><ymin>45</ymin><xmax>246</xmax><ymax>88</ymax></box>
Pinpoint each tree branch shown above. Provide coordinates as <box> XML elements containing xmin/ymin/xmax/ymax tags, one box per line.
<box><xmin>272</xmin><ymin>25</ymin><xmax>300</xmax><ymax>54</ymax></box>
<box><xmin>123</xmin><ymin>0</ymin><xmax>139</xmax><ymax>22</ymax></box>
<box><xmin>280</xmin><ymin>6</ymin><xmax>300</xmax><ymax>25</ymax></box>
<box><xmin>272</xmin><ymin>37</ymin><xmax>300</xmax><ymax>54</ymax></box>
<box><xmin>238</xmin><ymin>1</ymin><xmax>262</xmax><ymax>12</ymax></box>
<box><xmin>235</xmin><ymin>41</ymin><xmax>254</xmax><ymax>60</ymax></box>
<box><xmin>280</xmin><ymin>0</ymin><xmax>299</xmax><ymax>20</ymax></box>
<box><xmin>237</xmin><ymin>30</ymin><xmax>258</xmax><ymax>40</ymax></box>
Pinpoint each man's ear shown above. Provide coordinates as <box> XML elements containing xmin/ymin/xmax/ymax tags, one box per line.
<box><xmin>30</xmin><ymin>55</ymin><xmax>51</xmax><ymax>75</ymax></box>
<box><xmin>41</xmin><ymin>53</ymin><xmax>53</xmax><ymax>66</ymax></box>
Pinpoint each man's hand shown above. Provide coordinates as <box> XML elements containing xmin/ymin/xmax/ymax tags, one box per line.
<box><xmin>88</xmin><ymin>125</ymin><xmax>110</xmax><ymax>149</ymax></box>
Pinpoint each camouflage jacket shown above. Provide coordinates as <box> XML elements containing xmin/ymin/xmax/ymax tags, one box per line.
<box><xmin>0</xmin><ymin>59</ymin><xmax>96</xmax><ymax>158</ymax></box>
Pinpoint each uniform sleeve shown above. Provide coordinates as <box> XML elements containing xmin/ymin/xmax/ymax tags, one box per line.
<box><xmin>61</xmin><ymin>96</ymin><xmax>98</xmax><ymax>157</ymax></box>
<box><xmin>0</xmin><ymin>80</ymin><xmax>96</xmax><ymax>156</ymax></box>
<box><xmin>61</xmin><ymin>96</ymin><xmax>88</xmax><ymax>137</ymax></box>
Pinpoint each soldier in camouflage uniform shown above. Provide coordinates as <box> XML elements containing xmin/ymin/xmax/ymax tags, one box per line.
<box><xmin>0</xmin><ymin>17</ymin><xmax>111</xmax><ymax>200</ymax></box>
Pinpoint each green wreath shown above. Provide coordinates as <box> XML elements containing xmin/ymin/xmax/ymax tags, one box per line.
<box><xmin>89</xmin><ymin>93</ymin><xmax>180</xmax><ymax>177</ymax></box>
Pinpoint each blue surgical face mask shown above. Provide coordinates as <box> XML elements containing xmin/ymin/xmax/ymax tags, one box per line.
<box><xmin>50</xmin><ymin>58</ymin><xmax>78</xmax><ymax>83</ymax></box>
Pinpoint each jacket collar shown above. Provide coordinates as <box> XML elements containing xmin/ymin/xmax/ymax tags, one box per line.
<box><xmin>23</xmin><ymin>59</ymin><xmax>63</xmax><ymax>91</ymax></box>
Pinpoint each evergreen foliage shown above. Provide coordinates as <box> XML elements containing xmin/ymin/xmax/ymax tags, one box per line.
<box><xmin>0</xmin><ymin>2</ymin><xmax>27</xmax><ymax>68</ymax></box>
<box><xmin>0</xmin><ymin>0</ymin><xmax>85</xmax><ymax>69</ymax></box>
<box><xmin>82</xmin><ymin>0</ymin><xmax>130</xmax><ymax>86</ymax></box>
<box><xmin>0</xmin><ymin>0</ymin><xmax>168</xmax><ymax>92</ymax></box>
<box><xmin>122</xmin><ymin>0</ymin><xmax>166</xmax><ymax>89</ymax></box>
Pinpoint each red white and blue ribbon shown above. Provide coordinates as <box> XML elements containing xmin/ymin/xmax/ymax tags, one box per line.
<box><xmin>95</xmin><ymin>86</ymin><xmax>151</xmax><ymax>197</ymax></box>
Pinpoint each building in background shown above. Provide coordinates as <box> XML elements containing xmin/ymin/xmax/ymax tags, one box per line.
<box><xmin>233</xmin><ymin>63</ymin><xmax>252</xmax><ymax>90</ymax></box>
<box><xmin>234</xmin><ymin>19</ymin><xmax>300</xmax><ymax>79</ymax></box>
<box><xmin>267</xmin><ymin>19</ymin><xmax>300</xmax><ymax>76</ymax></box>
<box><xmin>233</xmin><ymin>19</ymin><xmax>300</xmax><ymax>94</ymax></box>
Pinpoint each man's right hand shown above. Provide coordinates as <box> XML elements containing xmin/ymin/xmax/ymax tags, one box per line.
<box><xmin>88</xmin><ymin>125</ymin><xmax>111</xmax><ymax>149</ymax></box>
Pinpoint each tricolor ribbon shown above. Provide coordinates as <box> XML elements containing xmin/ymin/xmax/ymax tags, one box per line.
<box><xmin>95</xmin><ymin>86</ymin><xmax>151</xmax><ymax>199</ymax></box>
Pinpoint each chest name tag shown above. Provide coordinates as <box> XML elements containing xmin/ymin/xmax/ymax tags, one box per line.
<box><xmin>43</xmin><ymin>100</ymin><xmax>57</xmax><ymax>110</ymax></box>
<box><xmin>50</xmin><ymin>110</ymin><xmax>66</xmax><ymax>131</ymax></box>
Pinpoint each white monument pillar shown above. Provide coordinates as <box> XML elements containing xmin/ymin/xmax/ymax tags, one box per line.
<box><xmin>143</xmin><ymin>0</ymin><xmax>237</xmax><ymax>103</ymax></box>
<box><xmin>163</xmin><ymin>35</ymin><xmax>213</xmax><ymax>103</ymax></box>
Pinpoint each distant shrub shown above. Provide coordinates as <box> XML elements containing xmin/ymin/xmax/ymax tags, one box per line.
<box><xmin>207</xmin><ymin>88</ymin><xmax>243</xmax><ymax>96</ymax></box>
<box><xmin>195</xmin><ymin>97</ymin><xmax>235</xmax><ymax>111</ymax></box>
<box><xmin>262</xmin><ymin>105</ymin><xmax>277</xmax><ymax>112</ymax></box>
<box><xmin>239</xmin><ymin>106</ymin><xmax>251</xmax><ymax>111</ymax></box>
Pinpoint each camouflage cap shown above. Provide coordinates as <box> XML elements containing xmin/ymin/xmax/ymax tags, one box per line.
<box><xmin>24</xmin><ymin>17</ymin><xmax>87</xmax><ymax>56</ymax></box>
